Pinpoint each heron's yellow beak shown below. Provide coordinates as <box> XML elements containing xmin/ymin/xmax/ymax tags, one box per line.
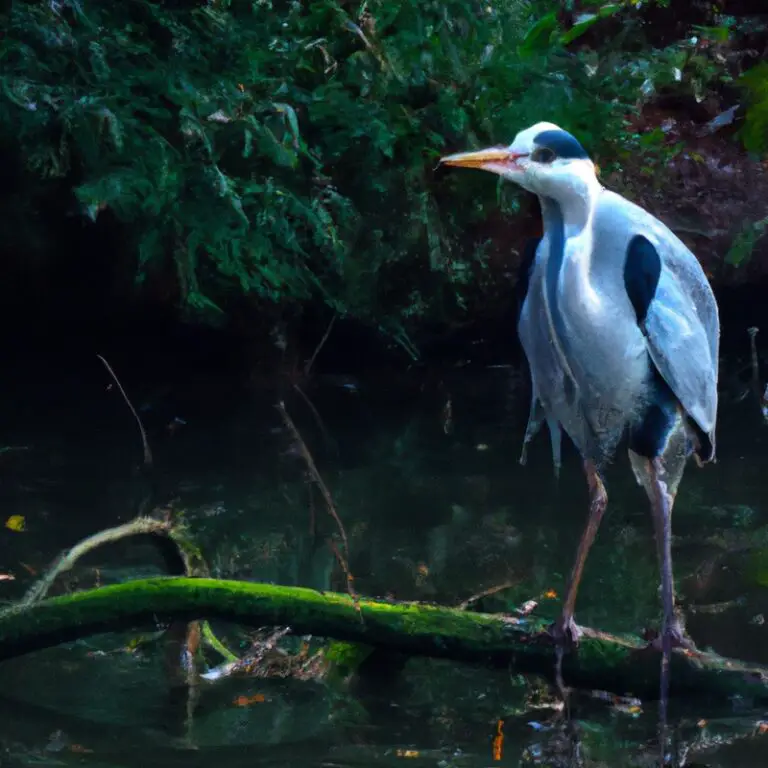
<box><xmin>440</xmin><ymin>147</ymin><xmax>527</xmax><ymax>171</ymax></box>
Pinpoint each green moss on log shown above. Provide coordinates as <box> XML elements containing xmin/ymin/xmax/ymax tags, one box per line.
<box><xmin>1</xmin><ymin>577</ymin><xmax>767</xmax><ymax>703</ymax></box>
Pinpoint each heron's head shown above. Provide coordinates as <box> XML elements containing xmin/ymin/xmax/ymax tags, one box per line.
<box><xmin>440</xmin><ymin>122</ymin><xmax>599</xmax><ymax>205</ymax></box>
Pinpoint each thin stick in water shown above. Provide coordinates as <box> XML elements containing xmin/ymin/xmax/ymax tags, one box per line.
<box><xmin>748</xmin><ymin>327</ymin><xmax>761</xmax><ymax>396</ymax></box>
<box><xmin>304</xmin><ymin>314</ymin><xmax>336</xmax><ymax>377</ymax></box>
<box><xmin>293</xmin><ymin>383</ymin><xmax>337</xmax><ymax>456</ymax></box>
<box><xmin>277</xmin><ymin>402</ymin><xmax>349</xmax><ymax>557</ymax></box>
<box><xmin>97</xmin><ymin>354</ymin><xmax>153</xmax><ymax>468</ymax></box>
<box><xmin>276</xmin><ymin>401</ymin><xmax>359</xmax><ymax>616</ymax></box>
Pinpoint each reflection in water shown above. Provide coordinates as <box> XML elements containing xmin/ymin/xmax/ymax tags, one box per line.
<box><xmin>0</xmin><ymin>360</ymin><xmax>766</xmax><ymax>766</ymax></box>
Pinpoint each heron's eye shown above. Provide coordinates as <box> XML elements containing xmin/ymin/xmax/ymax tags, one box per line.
<box><xmin>531</xmin><ymin>147</ymin><xmax>556</xmax><ymax>164</ymax></box>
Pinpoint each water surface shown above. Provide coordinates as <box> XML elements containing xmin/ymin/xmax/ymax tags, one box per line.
<box><xmin>0</xmin><ymin>355</ymin><xmax>766</xmax><ymax>766</ymax></box>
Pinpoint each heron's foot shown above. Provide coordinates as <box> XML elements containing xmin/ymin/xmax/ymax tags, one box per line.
<box><xmin>534</xmin><ymin>614</ymin><xmax>583</xmax><ymax>649</ymax></box>
<box><xmin>650</xmin><ymin>624</ymin><xmax>697</xmax><ymax>653</ymax></box>
<box><xmin>638</xmin><ymin>620</ymin><xmax>697</xmax><ymax>654</ymax></box>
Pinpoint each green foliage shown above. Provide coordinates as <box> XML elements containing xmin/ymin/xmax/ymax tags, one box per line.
<box><xmin>517</xmin><ymin>4</ymin><xmax>623</xmax><ymax>56</ymax></box>
<box><xmin>726</xmin><ymin>216</ymin><xmax>768</xmax><ymax>268</ymax></box>
<box><xmin>739</xmin><ymin>61</ymin><xmax>768</xmax><ymax>155</ymax></box>
<box><xmin>0</xmin><ymin>0</ymin><xmax>760</xmax><ymax>341</ymax></box>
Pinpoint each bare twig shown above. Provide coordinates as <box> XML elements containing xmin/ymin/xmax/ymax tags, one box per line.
<box><xmin>293</xmin><ymin>383</ymin><xmax>337</xmax><ymax>455</ymax></box>
<box><xmin>277</xmin><ymin>402</ymin><xmax>349</xmax><ymax>557</ymax></box>
<box><xmin>202</xmin><ymin>627</ymin><xmax>294</xmax><ymax>682</ymax></box>
<box><xmin>304</xmin><ymin>314</ymin><xmax>336</xmax><ymax>377</ymax></box>
<box><xmin>746</xmin><ymin>329</ymin><xmax>768</xmax><ymax>425</ymax></box>
<box><xmin>97</xmin><ymin>355</ymin><xmax>153</xmax><ymax>468</ymax></box>
<box><xmin>748</xmin><ymin>327</ymin><xmax>760</xmax><ymax>397</ymax></box>
<box><xmin>456</xmin><ymin>580</ymin><xmax>518</xmax><ymax>611</ymax></box>
<box><xmin>328</xmin><ymin>538</ymin><xmax>358</xmax><ymax>608</ymax></box>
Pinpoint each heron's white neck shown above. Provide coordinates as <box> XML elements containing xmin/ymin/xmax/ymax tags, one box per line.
<box><xmin>538</xmin><ymin>165</ymin><xmax>603</xmax><ymax>309</ymax></box>
<box><xmin>540</xmin><ymin>164</ymin><xmax>602</xmax><ymax>237</ymax></box>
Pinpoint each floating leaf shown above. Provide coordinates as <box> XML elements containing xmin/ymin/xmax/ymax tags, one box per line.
<box><xmin>492</xmin><ymin>719</ymin><xmax>504</xmax><ymax>761</ymax></box>
<box><xmin>5</xmin><ymin>515</ymin><xmax>25</xmax><ymax>532</ymax></box>
<box><xmin>233</xmin><ymin>693</ymin><xmax>266</xmax><ymax>706</ymax></box>
<box><xmin>517</xmin><ymin>599</ymin><xmax>538</xmax><ymax>615</ymax></box>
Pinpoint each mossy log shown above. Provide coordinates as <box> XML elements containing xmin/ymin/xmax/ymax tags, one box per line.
<box><xmin>1</xmin><ymin>577</ymin><xmax>767</xmax><ymax>703</ymax></box>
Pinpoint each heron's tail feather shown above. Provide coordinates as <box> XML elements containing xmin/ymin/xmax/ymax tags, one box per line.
<box><xmin>518</xmin><ymin>397</ymin><xmax>562</xmax><ymax>479</ymax></box>
<box><xmin>547</xmin><ymin>418</ymin><xmax>562</xmax><ymax>480</ymax></box>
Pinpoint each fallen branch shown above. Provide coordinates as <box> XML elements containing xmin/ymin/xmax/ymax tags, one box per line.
<box><xmin>1</xmin><ymin>577</ymin><xmax>767</xmax><ymax>704</ymax></box>
<box><xmin>16</xmin><ymin>515</ymin><xmax>234</xmax><ymax>745</ymax></box>
<box><xmin>19</xmin><ymin>516</ymin><xmax>234</xmax><ymax>666</ymax></box>
<box><xmin>20</xmin><ymin>517</ymin><xmax>181</xmax><ymax>606</ymax></box>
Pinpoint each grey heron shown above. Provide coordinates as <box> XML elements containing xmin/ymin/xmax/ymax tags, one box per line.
<box><xmin>440</xmin><ymin>122</ymin><xmax>719</xmax><ymax>661</ymax></box>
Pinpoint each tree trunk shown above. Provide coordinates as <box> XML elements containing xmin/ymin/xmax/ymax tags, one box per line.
<box><xmin>1</xmin><ymin>577</ymin><xmax>767</xmax><ymax>703</ymax></box>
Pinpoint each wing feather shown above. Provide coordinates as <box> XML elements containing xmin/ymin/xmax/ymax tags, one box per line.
<box><xmin>627</xmin><ymin>235</ymin><xmax>719</xmax><ymax>440</ymax></box>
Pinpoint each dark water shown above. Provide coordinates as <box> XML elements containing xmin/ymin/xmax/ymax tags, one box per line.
<box><xmin>0</xmin><ymin>351</ymin><xmax>767</xmax><ymax>767</ymax></box>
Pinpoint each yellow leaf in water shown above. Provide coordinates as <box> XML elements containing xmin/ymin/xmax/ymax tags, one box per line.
<box><xmin>4</xmin><ymin>515</ymin><xmax>25</xmax><ymax>532</ymax></box>
<box><xmin>69</xmin><ymin>744</ymin><xmax>93</xmax><ymax>754</ymax></box>
<box><xmin>233</xmin><ymin>693</ymin><xmax>266</xmax><ymax>707</ymax></box>
<box><xmin>492</xmin><ymin>719</ymin><xmax>504</xmax><ymax>761</ymax></box>
<box><xmin>544</xmin><ymin>589</ymin><xmax>558</xmax><ymax>599</ymax></box>
<box><xmin>395</xmin><ymin>750</ymin><xmax>420</xmax><ymax>758</ymax></box>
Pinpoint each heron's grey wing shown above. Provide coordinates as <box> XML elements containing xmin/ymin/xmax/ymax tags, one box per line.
<box><xmin>625</xmin><ymin>235</ymin><xmax>719</xmax><ymax>442</ymax></box>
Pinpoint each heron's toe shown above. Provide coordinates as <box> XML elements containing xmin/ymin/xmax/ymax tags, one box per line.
<box><xmin>638</xmin><ymin>622</ymin><xmax>697</xmax><ymax>654</ymax></box>
<box><xmin>652</xmin><ymin>626</ymin><xmax>697</xmax><ymax>653</ymax></box>
<box><xmin>546</xmin><ymin>615</ymin><xmax>583</xmax><ymax>648</ymax></box>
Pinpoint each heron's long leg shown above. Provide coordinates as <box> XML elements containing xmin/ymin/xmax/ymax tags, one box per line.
<box><xmin>647</xmin><ymin>456</ymin><xmax>685</xmax><ymax>756</ymax></box>
<box><xmin>649</xmin><ymin>457</ymin><xmax>693</xmax><ymax>634</ymax></box>
<box><xmin>554</xmin><ymin>459</ymin><xmax>608</xmax><ymax>643</ymax></box>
